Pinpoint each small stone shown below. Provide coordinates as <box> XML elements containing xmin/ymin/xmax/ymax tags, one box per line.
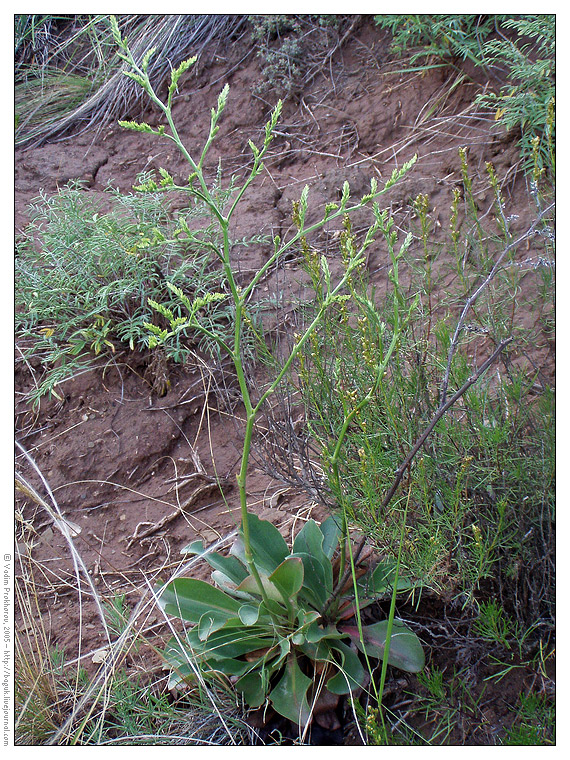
<box><xmin>258</xmin><ymin>508</ymin><xmax>284</xmax><ymax>522</ymax></box>
<box><xmin>42</xmin><ymin>527</ymin><xmax>54</xmax><ymax>543</ymax></box>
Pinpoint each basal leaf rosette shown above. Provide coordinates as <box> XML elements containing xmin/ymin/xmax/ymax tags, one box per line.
<box><xmin>157</xmin><ymin>515</ymin><xmax>424</xmax><ymax>726</ymax></box>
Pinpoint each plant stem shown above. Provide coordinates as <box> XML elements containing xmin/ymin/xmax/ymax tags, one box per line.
<box><xmin>440</xmin><ymin>209</ymin><xmax>552</xmax><ymax>405</ymax></box>
<box><xmin>376</xmin><ymin>486</ymin><xmax>413</xmax><ymax>743</ymax></box>
<box><xmin>111</xmin><ymin>18</ymin><xmax>418</xmax><ymax>619</ymax></box>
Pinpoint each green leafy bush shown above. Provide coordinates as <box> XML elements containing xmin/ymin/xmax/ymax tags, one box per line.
<box><xmin>288</xmin><ymin>148</ymin><xmax>554</xmax><ymax>622</ymax></box>
<box><xmin>15</xmin><ymin>180</ymin><xmax>248</xmax><ymax>403</ymax></box>
<box><xmin>375</xmin><ymin>14</ymin><xmax>504</xmax><ymax>65</ymax></box>
<box><xmin>249</xmin><ymin>14</ymin><xmax>341</xmax><ymax>96</ymax></box>
<box><xmin>475</xmin><ymin>16</ymin><xmax>555</xmax><ymax>175</ymax></box>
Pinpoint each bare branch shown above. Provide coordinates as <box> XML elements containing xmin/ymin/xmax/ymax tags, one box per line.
<box><xmin>440</xmin><ymin>204</ymin><xmax>553</xmax><ymax>405</ymax></box>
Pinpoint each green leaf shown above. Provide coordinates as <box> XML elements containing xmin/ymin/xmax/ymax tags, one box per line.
<box><xmin>210</xmin><ymin>570</ymin><xmax>254</xmax><ymax>600</ymax></box>
<box><xmin>270</xmin><ymin>654</ymin><xmax>312</xmax><ymax>726</ymax></box>
<box><xmin>265</xmin><ymin>99</ymin><xmax>283</xmax><ymax>143</ymax></box>
<box><xmin>324</xmin><ymin>202</ymin><xmax>339</xmax><ymax>219</ymax></box>
<box><xmin>268</xmin><ymin>556</ymin><xmax>304</xmax><ymax>601</ymax></box>
<box><xmin>166</xmin><ymin>635</ymin><xmax>254</xmax><ymax>681</ymax></box>
<box><xmin>235</xmin><ymin>572</ymin><xmax>288</xmax><ymax>610</ymax></box>
<box><xmin>236</xmin><ymin>638</ymin><xmax>291</xmax><ymax>709</ymax></box>
<box><xmin>166</xmin><ymin>281</ymin><xmax>193</xmax><ymax>312</ymax></box>
<box><xmin>204</xmin><ymin>656</ymin><xmax>253</xmax><ymax>679</ymax></box>
<box><xmin>297</xmin><ymin>634</ymin><xmax>365</xmax><ymax>696</ymax></box>
<box><xmin>141</xmin><ymin>46</ymin><xmax>157</xmax><ymax>72</ymax></box>
<box><xmin>184</xmin><ymin>543</ymin><xmax>249</xmax><ymax>587</ymax></box>
<box><xmin>273</xmin><ymin>637</ymin><xmax>292</xmax><ymax>673</ymax></box>
<box><xmin>167</xmin><ymin>667</ymin><xmax>193</xmax><ymax>690</ymax></box>
<box><xmin>164</xmin><ymin>637</ymin><xmax>196</xmax><ymax>671</ymax></box>
<box><xmin>335</xmin><ymin>561</ymin><xmax>415</xmax><ymax>620</ymax></box>
<box><xmin>293</xmin><ymin>519</ymin><xmax>328</xmax><ymax>563</ymax></box>
<box><xmin>298</xmin><ymin>609</ymin><xmax>321</xmax><ymax>628</ymax></box>
<box><xmin>319</xmin><ymin>516</ymin><xmax>342</xmax><ymax>559</ymax></box>
<box><xmin>232</xmin><ymin>514</ymin><xmax>289</xmax><ymax>574</ymax></box>
<box><xmin>180</xmin><ymin>539</ymin><xmax>204</xmax><ymax>554</ymax></box>
<box><xmin>186</xmin><ymin>625</ymin><xmax>273</xmax><ymax>661</ymax></box>
<box><xmin>361</xmin><ymin>177</ymin><xmax>379</xmax><ymax>203</ymax></box>
<box><xmin>353</xmin><ymin>561</ymin><xmax>396</xmax><ymax>608</ymax></box>
<box><xmin>291</xmin><ymin>553</ymin><xmax>331</xmax><ymax>609</ymax></box>
<box><xmin>326</xmin><ymin>640</ymin><xmax>366</xmax><ymax>695</ymax></box>
<box><xmin>304</xmin><ymin>621</ymin><xmax>344</xmax><ymax>644</ymax></box>
<box><xmin>158</xmin><ymin>166</ymin><xmax>174</xmax><ymax>186</ymax></box>
<box><xmin>157</xmin><ymin>578</ymin><xmax>241</xmax><ymax>623</ymax></box>
<box><xmin>235</xmin><ymin>669</ymin><xmax>267</xmax><ymax>709</ymax></box>
<box><xmin>123</xmin><ymin>71</ymin><xmax>146</xmax><ymax>88</ymax></box>
<box><xmin>238</xmin><ymin>603</ymin><xmax>260</xmax><ymax>625</ymax></box>
<box><xmin>354</xmin><ymin>562</ymin><xmax>415</xmax><ymax>613</ymax></box>
<box><xmin>217</xmin><ymin>83</ymin><xmax>230</xmax><ymax>115</ymax></box>
<box><xmin>109</xmin><ymin>15</ymin><xmax>123</xmax><ymax>46</ymax></box>
<box><xmin>342</xmin><ymin>620</ymin><xmax>425</xmax><ymax>673</ymax></box>
<box><xmin>366</xmin><ymin>560</ymin><xmax>397</xmax><ymax>592</ymax></box>
<box><xmin>292</xmin><ymin>519</ymin><xmax>333</xmax><ymax>607</ymax></box>
<box><xmin>165</xmin><ymin>660</ymin><xmax>198</xmax><ymax>690</ymax></box>
<box><xmin>168</xmin><ymin>56</ymin><xmax>197</xmax><ymax>103</ymax></box>
<box><xmin>197</xmin><ymin>609</ymin><xmax>233</xmax><ymax>640</ymax></box>
<box><xmin>118</xmin><ymin>119</ymin><xmax>156</xmax><ymax>133</ymax></box>
<box><xmin>181</xmin><ymin>539</ymin><xmax>250</xmax><ymax>589</ymax></box>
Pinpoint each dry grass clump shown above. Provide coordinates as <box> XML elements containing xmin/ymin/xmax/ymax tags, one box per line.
<box><xmin>15</xmin><ymin>14</ymin><xmax>248</xmax><ymax>147</ymax></box>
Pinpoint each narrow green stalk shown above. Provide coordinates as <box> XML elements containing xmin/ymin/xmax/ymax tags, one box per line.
<box><xmin>344</xmin><ymin>534</ymin><xmax>380</xmax><ymax>704</ymax></box>
<box><xmin>325</xmin><ymin>326</ymin><xmax>401</xmax><ymax>590</ymax></box>
<box><xmin>243</xmin><ymin>202</ymin><xmax>372</xmax><ymax>303</ymax></box>
<box><xmin>376</xmin><ymin>487</ymin><xmax>412</xmax><ymax>742</ymax></box>
<box><xmin>236</xmin><ymin>413</ymin><xmax>275</xmax><ymax>611</ymax></box>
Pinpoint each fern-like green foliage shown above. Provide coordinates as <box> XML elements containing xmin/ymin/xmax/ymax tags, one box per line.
<box><xmin>15</xmin><ymin>179</ymin><xmax>262</xmax><ymax>404</ymax></box>
<box><xmin>375</xmin><ymin>14</ymin><xmax>555</xmax><ymax>176</ymax></box>
<box><xmin>474</xmin><ymin>16</ymin><xmax>555</xmax><ymax>175</ymax></box>
<box><xmin>375</xmin><ymin>14</ymin><xmax>504</xmax><ymax>65</ymax></box>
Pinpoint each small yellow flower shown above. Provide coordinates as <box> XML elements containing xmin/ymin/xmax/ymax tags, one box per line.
<box><xmin>471</xmin><ymin>523</ymin><xmax>482</xmax><ymax>547</ymax></box>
